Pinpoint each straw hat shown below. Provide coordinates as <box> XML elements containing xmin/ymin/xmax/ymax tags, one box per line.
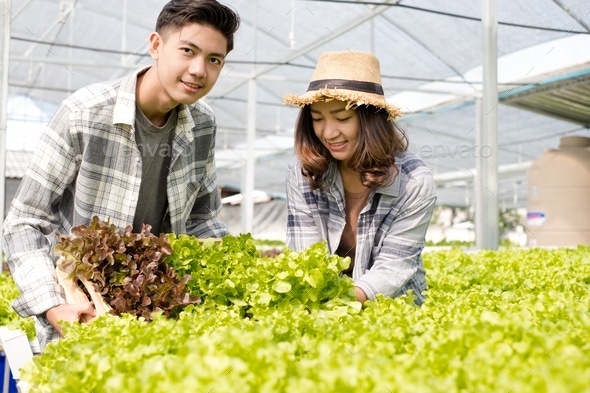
<box><xmin>283</xmin><ymin>51</ymin><xmax>401</xmax><ymax>120</ymax></box>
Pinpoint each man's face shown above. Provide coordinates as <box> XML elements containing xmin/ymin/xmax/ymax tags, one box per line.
<box><xmin>149</xmin><ymin>24</ymin><xmax>227</xmax><ymax>106</ymax></box>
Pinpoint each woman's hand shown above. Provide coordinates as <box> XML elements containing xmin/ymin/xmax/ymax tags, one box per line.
<box><xmin>355</xmin><ymin>287</ymin><xmax>367</xmax><ymax>304</ymax></box>
<box><xmin>46</xmin><ymin>303</ymin><xmax>96</xmax><ymax>337</ymax></box>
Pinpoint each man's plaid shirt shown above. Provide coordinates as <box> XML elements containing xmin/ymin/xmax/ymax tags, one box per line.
<box><xmin>3</xmin><ymin>67</ymin><xmax>229</xmax><ymax>347</ymax></box>
<box><xmin>286</xmin><ymin>150</ymin><xmax>436</xmax><ymax>304</ymax></box>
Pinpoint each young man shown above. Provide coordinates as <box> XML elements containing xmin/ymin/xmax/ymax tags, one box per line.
<box><xmin>2</xmin><ymin>0</ymin><xmax>240</xmax><ymax>348</ymax></box>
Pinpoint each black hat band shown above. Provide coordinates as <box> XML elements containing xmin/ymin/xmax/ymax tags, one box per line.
<box><xmin>307</xmin><ymin>79</ymin><xmax>384</xmax><ymax>95</ymax></box>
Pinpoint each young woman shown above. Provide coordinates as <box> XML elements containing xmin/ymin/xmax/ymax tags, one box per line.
<box><xmin>283</xmin><ymin>51</ymin><xmax>437</xmax><ymax>305</ymax></box>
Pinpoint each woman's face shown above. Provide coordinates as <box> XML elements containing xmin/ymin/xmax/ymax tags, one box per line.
<box><xmin>310</xmin><ymin>100</ymin><xmax>360</xmax><ymax>161</ymax></box>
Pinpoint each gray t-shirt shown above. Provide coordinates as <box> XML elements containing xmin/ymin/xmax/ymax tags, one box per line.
<box><xmin>132</xmin><ymin>104</ymin><xmax>177</xmax><ymax>234</ymax></box>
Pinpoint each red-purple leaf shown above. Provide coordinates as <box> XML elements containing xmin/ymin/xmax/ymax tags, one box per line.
<box><xmin>54</xmin><ymin>216</ymin><xmax>201</xmax><ymax>321</ymax></box>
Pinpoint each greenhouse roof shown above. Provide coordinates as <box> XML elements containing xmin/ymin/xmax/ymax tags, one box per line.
<box><xmin>4</xmin><ymin>0</ymin><xmax>590</xmax><ymax>207</ymax></box>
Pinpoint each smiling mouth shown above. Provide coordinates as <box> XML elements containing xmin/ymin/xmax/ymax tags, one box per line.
<box><xmin>329</xmin><ymin>141</ymin><xmax>347</xmax><ymax>147</ymax></box>
<box><xmin>182</xmin><ymin>80</ymin><xmax>202</xmax><ymax>89</ymax></box>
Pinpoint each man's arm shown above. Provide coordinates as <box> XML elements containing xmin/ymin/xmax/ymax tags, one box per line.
<box><xmin>2</xmin><ymin>103</ymin><xmax>78</xmax><ymax>319</ymax></box>
<box><xmin>185</xmin><ymin>124</ymin><xmax>230</xmax><ymax>239</ymax></box>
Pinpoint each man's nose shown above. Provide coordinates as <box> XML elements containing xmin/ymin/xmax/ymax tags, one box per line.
<box><xmin>188</xmin><ymin>57</ymin><xmax>207</xmax><ymax>78</ymax></box>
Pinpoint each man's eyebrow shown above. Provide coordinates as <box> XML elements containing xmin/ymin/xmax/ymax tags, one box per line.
<box><xmin>179</xmin><ymin>39</ymin><xmax>226</xmax><ymax>59</ymax></box>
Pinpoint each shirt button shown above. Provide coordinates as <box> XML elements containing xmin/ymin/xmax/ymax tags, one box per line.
<box><xmin>136</xmin><ymin>157</ymin><xmax>140</xmax><ymax>162</ymax></box>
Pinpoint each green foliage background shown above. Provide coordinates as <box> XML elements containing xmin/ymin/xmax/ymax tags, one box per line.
<box><xmin>0</xmin><ymin>271</ymin><xmax>35</xmax><ymax>339</ymax></box>
<box><xmin>2</xmin><ymin>236</ymin><xmax>588</xmax><ymax>392</ymax></box>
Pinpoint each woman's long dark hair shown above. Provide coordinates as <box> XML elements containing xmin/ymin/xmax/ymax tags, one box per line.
<box><xmin>294</xmin><ymin>104</ymin><xmax>408</xmax><ymax>190</ymax></box>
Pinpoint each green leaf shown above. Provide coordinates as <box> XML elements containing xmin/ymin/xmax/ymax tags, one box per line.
<box><xmin>303</xmin><ymin>274</ymin><xmax>316</xmax><ymax>288</ymax></box>
<box><xmin>257</xmin><ymin>292</ymin><xmax>271</xmax><ymax>305</ymax></box>
<box><xmin>273</xmin><ymin>281</ymin><xmax>292</xmax><ymax>293</ymax></box>
<box><xmin>229</xmin><ymin>298</ymin><xmax>248</xmax><ymax>307</ymax></box>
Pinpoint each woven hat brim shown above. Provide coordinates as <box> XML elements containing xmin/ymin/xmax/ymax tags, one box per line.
<box><xmin>283</xmin><ymin>87</ymin><xmax>402</xmax><ymax>121</ymax></box>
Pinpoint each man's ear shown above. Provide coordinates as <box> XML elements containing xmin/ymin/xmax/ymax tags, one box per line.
<box><xmin>149</xmin><ymin>32</ymin><xmax>163</xmax><ymax>60</ymax></box>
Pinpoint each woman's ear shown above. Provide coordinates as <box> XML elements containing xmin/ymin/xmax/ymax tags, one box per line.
<box><xmin>149</xmin><ymin>32</ymin><xmax>162</xmax><ymax>60</ymax></box>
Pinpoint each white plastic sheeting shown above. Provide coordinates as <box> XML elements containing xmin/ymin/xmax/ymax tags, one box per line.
<box><xmin>3</xmin><ymin>0</ymin><xmax>590</xmax><ymax>207</ymax></box>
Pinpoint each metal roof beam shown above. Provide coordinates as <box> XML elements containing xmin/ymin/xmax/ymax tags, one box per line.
<box><xmin>379</xmin><ymin>13</ymin><xmax>479</xmax><ymax>94</ymax></box>
<box><xmin>208</xmin><ymin>0</ymin><xmax>402</xmax><ymax>104</ymax></box>
<box><xmin>43</xmin><ymin>0</ymin><xmax>155</xmax><ymax>31</ymax></box>
<box><xmin>108</xmin><ymin>41</ymin><xmax>150</xmax><ymax>80</ymax></box>
<box><xmin>10</xmin><ymin>0</ymin><xmax>79</xmax><ymax>97</ymax></box>
<box><xmin>551</xmin><ymin>0</ymin><xmax>590</xmax><ymax>33</ymax></box>
<box><xmin>409</xmin><ymin>124</ymin><xmax>538</xmax><ymax>160</ymax></box>
<box><xmin>433</xmin><ymin>161</ymin><xmax>532</xmax><ymax>186</ymax></box>
<box><xmin>238</xmin><ymin>13</ymin><xmax>318</xmax><ymax>67</ymax></box>
<box><xmin>20</xmin><ymin>1</ymin><xmax>75</xmax><ymax>58</ymax></box>
<box><xmin>9</xmin><ymin>55</ymin><xmax>139</xmax><ymax>69</ymax></box>
<box><xmin>106</xmin><ymin>5</ymin><xmax>321</xmax><ymax>82</ymax></box>
<box><xmin>11</xmin><ymin>0</ymin><xmax>33</xmax><ymax>18</ymax></box>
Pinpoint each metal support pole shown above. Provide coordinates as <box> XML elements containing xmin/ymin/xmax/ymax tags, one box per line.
<box><xmin>241</xmin><ymin>79</ymin><xmax>256</xmax><ymax>234</ymax></box>
<box><xmin>0</xmin><ymin>0</ymin><xmax>12</xmax><ymax>270</ymax></box>
<box><xmin>477</xmin><ymin>0</ymin><xmax>499</xmax><ymax>249</ymax></box>
<box><xmin>241</xmin><ymin>0</ymin><xmax>257</xmax><ymax>234</ymax></box>
<box><xmin>475</xmin><ymin>98</ymin><xmax>484</xmax><ymax>247</ymax></box>
<box><xmin>289</xmin><ymin>0</ymin><xmax>295</xmax><ymax>50</ymax></box>
<box><xmin>68</xmin><ymin>5</ymin><xmax>74</xmax><ymax>92</ymax></box>
<box><xmin>370</xmin><ymin>17</ymin><xmax>374</xmax><ymax>53</ymax></box>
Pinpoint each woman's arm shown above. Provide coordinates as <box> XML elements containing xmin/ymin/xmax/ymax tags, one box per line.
<box><xmin>285</xmin><ymin>161</ymin><xmax>324</xmax><ymax>251</ymax></box>
<box><xmin>355</xmin><ymin>176</ymin><xmax>436</xmax><ymax>302</ymax></box>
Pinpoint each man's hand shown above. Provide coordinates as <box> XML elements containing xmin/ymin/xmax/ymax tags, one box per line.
<box><xmin>355</xmin><ymin>287</ymin><xmax>367</xmax><ymax>304</ymax></box>
<box><xmin>46</xmin><ymin>303</ymin><xmax>96</xmax><ymax>337</ymax></box>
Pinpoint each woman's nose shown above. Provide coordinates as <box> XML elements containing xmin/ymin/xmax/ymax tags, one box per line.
<box><xmin>323</xmin><ymin>120</ymin><xmax>340</xmax><ymax>138</ymax></box>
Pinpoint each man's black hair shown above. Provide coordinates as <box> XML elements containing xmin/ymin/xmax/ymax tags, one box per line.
<box><xmin>156</xmin><ymin>0</ymin><xmax>240</xmax><ymax>53</ymax></box>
